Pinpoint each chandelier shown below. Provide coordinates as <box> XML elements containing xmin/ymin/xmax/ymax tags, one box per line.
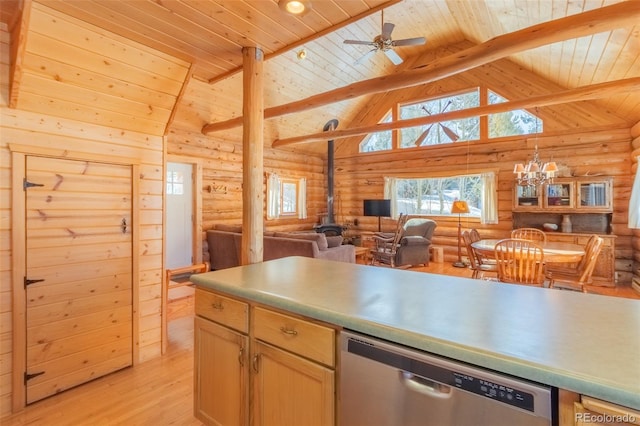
<box><xmin>513</xmin><ymin>145</ymin><xmax>558</xmax><ymax>187</ymax></box>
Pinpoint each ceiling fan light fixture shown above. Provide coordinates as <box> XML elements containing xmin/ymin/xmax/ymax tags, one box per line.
<box><xmin>279</xmin><ymin>0</ymin><xmax>312</xmax><ymax>16</ymax></box>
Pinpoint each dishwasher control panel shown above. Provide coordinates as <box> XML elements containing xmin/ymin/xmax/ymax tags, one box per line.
<box><xmin>453</xmin><ymin>372</ymin><xmax>535</xmax><ymax>412</ymax></box>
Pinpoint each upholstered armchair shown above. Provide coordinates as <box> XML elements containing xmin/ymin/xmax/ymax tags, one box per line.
<box><xmin>371</xmin><ymin>217</ymin><xmax>437</xmax><ymax>267</ymax></box>
<box><xmin>394</xmin><ymin>218</ymin><xmax>437</xmax><ymax>267</ymax></box>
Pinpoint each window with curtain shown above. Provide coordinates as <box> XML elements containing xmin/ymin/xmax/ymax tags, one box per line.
<box><xmin>629</xmin><ymin>160</ymin><xmax>640</xmax><ymax>229</ymax></box>
<box><xmin>384</xmin><ymin>172</ymin><xmax>498</xmax><ymax>224</ymax></box>
<box><xmin>266</xmin><ymin>173</ymin><xmax>307</xmax><ymax>219</ymax></box>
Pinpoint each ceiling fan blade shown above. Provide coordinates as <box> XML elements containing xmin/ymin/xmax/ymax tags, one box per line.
<box><xmin>381</xmin><ymin>22</ymin><xmax>395</xmax><ymax>39</ymax></box>
<box><xmin>392</xmin><ymin>37</ymin><xmax>426</xmax><ymax>47</ymax></box>
<box><xmin>344</xmin><ymin>40</ymin><xmax>376</xmax><ymax>46</ymax></box>
<box><xmin>384</xmin><ymin>49</ymin><xmax>403</xmax><ymax>65</ymax></box>
<box><xmin>414</xmin><ymin>125</ymin><xmax>433</xmax><ymax>146</ymax></box>
<box><xmin>355</xmin><ymin>48</ymin><xmax>377</xmax><ymax>65</ymax></box>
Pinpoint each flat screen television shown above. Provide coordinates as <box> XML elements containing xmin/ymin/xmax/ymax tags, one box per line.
<box><xmin>363</xmin><ymin>199</ymin><xmax>391</xmax><ymax>218</ymax></box>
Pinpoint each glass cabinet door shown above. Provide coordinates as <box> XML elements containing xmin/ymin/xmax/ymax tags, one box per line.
<box><xmin>514</xmin><ymin>185</ymin><xmax>540</xmax><ymax>208</ymax></box>
<box><xmin>544</xmin><ymin>182</ymin><xmax>573</xmax><ymax>209</ymax></box>
<box><xmin>578</xmin><ymin>180</ymin><xmax>612</xmax><ymax>210</ymax></box>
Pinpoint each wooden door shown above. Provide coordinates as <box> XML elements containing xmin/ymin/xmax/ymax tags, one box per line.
<box><xmin>24</xmin><ymin>156</ymin><xmax>133</xmax><ymax>404</ymax></box>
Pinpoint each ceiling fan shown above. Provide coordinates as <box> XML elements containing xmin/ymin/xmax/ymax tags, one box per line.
<box><xmin>343</xmin><ymin>11</ymin><xmax>426</xmax><ymax>65</ymax></box>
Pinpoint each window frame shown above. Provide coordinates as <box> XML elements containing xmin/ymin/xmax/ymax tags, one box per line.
<box><xmin>359</xmin><ymin>87</ymin><xmax>543</xmax><ymax>154</ymax></box>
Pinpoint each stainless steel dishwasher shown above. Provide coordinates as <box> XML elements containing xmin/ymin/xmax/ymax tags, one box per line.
<box><xmin>340</xmin><ymin>331</ymin><xmax>555</xmax><ymax>426</ymax></box>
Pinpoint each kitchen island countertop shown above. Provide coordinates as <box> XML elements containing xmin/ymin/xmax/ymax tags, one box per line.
<box><xmin>191</xmin><ymin>256</ymin><xmax>640</xmax><ymax>410</ymax></box>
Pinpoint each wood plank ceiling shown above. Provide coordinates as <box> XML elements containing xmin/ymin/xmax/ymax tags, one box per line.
<box><xmin>2</xmin><ymin>0</ymin><xmax>639</xmax><ymax>150</ymax></box>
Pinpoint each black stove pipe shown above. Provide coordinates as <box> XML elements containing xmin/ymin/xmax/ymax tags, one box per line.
<box><xmin>323</xmin><ymin>119</ymin><xmax>339</xmax><ymax>224</ymax></box>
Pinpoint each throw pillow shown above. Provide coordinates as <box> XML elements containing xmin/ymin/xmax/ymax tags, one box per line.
<box><xmin>326</xmin><ymin>235</ymin><xmax>343</xmax><ymax>248</ymax></box>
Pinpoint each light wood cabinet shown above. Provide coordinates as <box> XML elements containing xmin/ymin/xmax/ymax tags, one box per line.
<box><xmin>194</xmin><ymin>288</ymin><xmax>336</xmax><ymax>426</ymax></box>
<box><xmin>513</xmin><ymin>177</ymin><xmax>613</xmax><ymax>213</ymax></box>
<box><xmin>194</xmin><ymin>316</ymin><xmax>249</xmax><ymax>426</ymax></box>
<box><xmin>546</xmin><ymin>233</ymin><xmax>616</xmax><ymax>286</ymax></box>
<box><xmin>252</xmin><ymin>340</ymin><xmax>334</xmax><ymax>426</ymax></box>
<box><xmin>194</xmin><ymin>288</ymin><xmax>250</xmax><ymax>425</ymax></box>
<box><xmin>574</xmin><ymin>396</ymin><xmax>639</xmax><ymax>425</ymax></box>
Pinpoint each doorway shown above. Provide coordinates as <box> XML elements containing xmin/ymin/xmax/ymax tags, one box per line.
<box><xmin>166</xmin><ymin>162</ymin><xmax>194</xmax><ymax>269</ymax></box>
<box><xmin>163</xmin><ymin>159</ymin><xmax>202</xmax><ymax>353</ymax></box>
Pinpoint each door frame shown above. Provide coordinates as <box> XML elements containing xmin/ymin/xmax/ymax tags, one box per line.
<box><xmin>162</xmin><ymin>154</ymin><xmax>202</xmax><ymax>353</ymax></box>
<box><xmin>10</xmin><ymin>144</ymin><xmax>140</xmax><ymax>411</ymax></box>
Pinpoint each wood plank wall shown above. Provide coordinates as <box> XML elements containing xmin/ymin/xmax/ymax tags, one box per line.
<box><xmin>165</xmin><ymin>127</ymin><xmax>326</xmax><ymax>234</ymax></box>
<box><xmin>0</xmin><ymin>24</ymin><xmax>165</xmax><ymax>414</ymax></box>
<box><xmin>334</xmin><ymin>128</ymin><xmax>634</xmax><ymax>284</ymax></box>
<box><xmin>168</xmin><ymin>77</ymin><xmax>328</xmax><ymax>235</ymax></box>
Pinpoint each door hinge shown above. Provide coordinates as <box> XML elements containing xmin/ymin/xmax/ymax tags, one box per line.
<box><xmin>24</xmin><ymin>371</ymin><xmax>45</xmax><ymax>384</ymax></box>
<box><xmin>23</xmin><ymin>179</ymin><xmax>44</xmax><ymax>190</ymax></box>
<box><xmin>24</xmin><ymin>277</ymin><xmax>45</xmax><ymax>288</ymax></box>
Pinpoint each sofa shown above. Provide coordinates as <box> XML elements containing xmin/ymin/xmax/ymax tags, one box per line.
<box><xmin>206</xmin><ymin>229</ymin><xmax>356</xmax><ymax>270</ymax></box>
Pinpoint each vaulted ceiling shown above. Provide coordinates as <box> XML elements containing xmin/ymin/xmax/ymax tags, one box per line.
<box><xmin>2</xmin><ymin>0</ymin><xmax>639</xmax><ymax>154</ymax></box>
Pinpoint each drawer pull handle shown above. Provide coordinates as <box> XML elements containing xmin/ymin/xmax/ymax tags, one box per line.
<box><xmin>280</xmin><ymin>327</ymin><xmax>298</xmax><ymax>336</ymax></box>
<box><xmin>238</xmin><ymin>347</ymin><xmax>245</xmax><ymax>366</ymax></box>
<box><xmin>211</xmin><ymin>302</ymin><xmax>224</xmax><ymax>311</ymax></box>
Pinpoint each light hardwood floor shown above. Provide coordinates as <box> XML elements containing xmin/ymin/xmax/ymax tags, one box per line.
<box><xmin>2</xmin><ymin>291</ymin><xmax>203</xmax><ymax>426</ymax></box>
<box><xmin>2</xmin><ymin>261</ymin><xmax>637</xmax><ymax>425</ymax></box>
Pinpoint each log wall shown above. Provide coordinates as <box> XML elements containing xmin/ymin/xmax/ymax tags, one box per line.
<box><xmin>334</xmin><ymin>128</ymin><xmax>634</xmax><ymax>284</ymax></box>
<box><xmin>168</xmin><ymin>75</ymin><xmax>327</xmax><ymax>234</ymax></box>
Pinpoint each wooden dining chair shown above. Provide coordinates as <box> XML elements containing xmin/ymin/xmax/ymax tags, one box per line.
<box><xmin>511</xmin><ymin>227</ymin><xmax>547</xmax><ymax>243</ymax></box>
<box><xmin>494</xmin><ymin>238</ymin><xmax>545</xmax><ymax>286</ymax></box>
<box><xmin>546</xmin><ymin>235</ymin><xmax>604</xmax><ymax>292</ymax></box>
<box><xmin>462</xmin><ymin>230</ymin><xmax>498</xmax><ymax>279</ymax></box>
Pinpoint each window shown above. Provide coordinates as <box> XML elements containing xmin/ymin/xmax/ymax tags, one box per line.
<box><xmin>359</xmin><ymin>88</ymin><xmax>543</xmax><ymax>153</ymax></box>
<box><xmin>266</xmin><ymin>173</ymin><xmax>307</xmax><ymax>219</ymax></box>
<box><xmin>166</xmin><ymin>170</ymin><xmax>184</xmax><ymax>195</ymax></box>
<box><xmin>385</xmin><ymin>172</ymin><xmax>498</xmax><ymax>224</ymax></box>
<box><xmin>280</xmin><ymin>179</ymin><xmax>299</xmax><ymax>216</ymax></box>
<box><xmin>359</xmin><ymin>111</ymin><xmax>393</xmax><ymax>152</ymax></box>
<box><xmin>488</xmin><ymin>91</ymin><xmax>542</xmax><ymax>138</ymax></box>
<box><xmin>400</xmin><ymin>90</ymin><xmax>479</xmax><ymax>148</ymax></box>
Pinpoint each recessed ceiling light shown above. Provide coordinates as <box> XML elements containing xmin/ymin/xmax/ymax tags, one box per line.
<box><xmin>278</xmin><ymin>0</ymin><xmax>312</xmax><ymax>16</ymax></box>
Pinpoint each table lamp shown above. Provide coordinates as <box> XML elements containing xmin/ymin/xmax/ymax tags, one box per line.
<box><xmin>451</xmin><ymin>200</ymin><xmax>470</xmax><ymax>268</ymax></box>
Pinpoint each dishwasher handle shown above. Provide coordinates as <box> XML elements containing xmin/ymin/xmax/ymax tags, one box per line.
<box><xmin>400</xmin><ymin>371</ymin><xmax>452</xmax><ymax>399</ymax></box>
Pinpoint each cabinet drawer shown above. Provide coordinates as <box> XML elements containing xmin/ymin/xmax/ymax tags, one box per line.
<box><xmin>253</xmin><ymin>307</ymin><xmax>335</xmax><ymax>367</ymax></box>
<box><xmin>195</xmin><ymin>288</ymin><xmax>248</xmax><ymax>333</ymax></box>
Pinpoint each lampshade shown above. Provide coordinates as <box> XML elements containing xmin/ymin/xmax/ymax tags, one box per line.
<box><xmin>278</xmin><ymin>0</ymin><xmax>312</xmax><ymax>16</ymax></box>
<box><xmin>451</xmin><ymin>200</ymin><xmax>470</xmax><ymax>214</ymax></box>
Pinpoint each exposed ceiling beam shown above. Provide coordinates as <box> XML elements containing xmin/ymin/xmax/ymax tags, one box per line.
<box><xmin>202</xmin><ymin>1</ymin><xmax>640</xmax><ymax>135</ymax></box>
<box><xmin>206</xmin><ymin>0</ymin><xmax>402</xmax><ymax>85</ymax></box>
<box><xmin>271</xmin><ymin>78</ymin><xmax>640</xmax><ymax>146</ymax></box>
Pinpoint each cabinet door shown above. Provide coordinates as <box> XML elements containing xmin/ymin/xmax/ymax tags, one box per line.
<box><xmin>194</xmin><ymin>316</ymin><xmax>248</xmax><ymax>426</ymax></box>
<box><xmin>576</xmin><ymin>180</ymin><xmax>612</xmax><ymax>212</ymax></box>
<box><xmin>252</xmin><ymin>340</ymin><xmax>334</xmax><ymax>426</ymax></box>
<box><xmin>544</xmin><ymin>182</ymin><xmax>574</xmax><ymax>209</ymax></box>
<box><xmin>513</xmin><ymin>184</ymin><xmax>541</xmax><ymax>210</ymax></box>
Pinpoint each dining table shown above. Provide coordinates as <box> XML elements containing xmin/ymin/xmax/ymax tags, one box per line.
<box><xmin>471</xmin><ymin>238</ymin><xmax>585</xmax><ymax>263</ymax></box>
